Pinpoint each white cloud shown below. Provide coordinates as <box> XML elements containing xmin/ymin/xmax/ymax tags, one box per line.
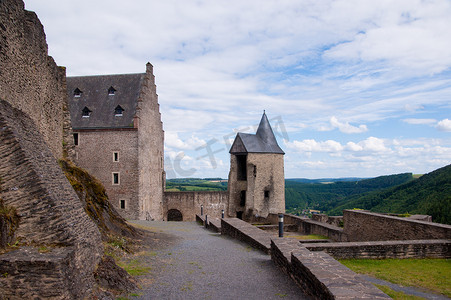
<box><xmin>330</xmin><ymin>116</ymin><xmax>368</xmax><ymax>134</ymax></box>
<box><xmin>285</xmin><ymin>139</ymin><xmax>344</xmax><ymax>154</ymax></box>
<box><xmin>403</xmin><ymin>118</ymin><xmax>436</xmax><ymax>125</ymax></box>
<box><xmin>165</xmin><ymin>132</ymin><xmax>206</xmax><ymax>150</ymax></box>
<box><xmin>25</xmin><ymin>0</ymin><xmax>451</xmax><ymax>179</ymax></box>
<box><xmin>436</xmin><ymin>119</ymin><xmax>451</xmax><ymax>132</ymax></box>
<box><xmin>359</xmin><ymin>137</ymin><xmax>388</xmax><ymax>152</ymax></box>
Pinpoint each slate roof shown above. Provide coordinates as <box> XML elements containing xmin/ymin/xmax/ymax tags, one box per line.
<box><xmin>67</xmin><ymin>73</ymin><xmax>144</xmax><ymax>129</ymax></box>
<box><xmin>230</xmin><ymin>112</ymin><xmax>285</xmax><ymax>154</ymax></box>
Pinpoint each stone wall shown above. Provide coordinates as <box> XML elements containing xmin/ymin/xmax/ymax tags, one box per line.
<box><xmin>74</xmin><ymin>129</ymin><xmax>140</xmax><ymax>219</ymax></box>
<box><xmin>306</xmin><ymin>240</ymin><xmax>451</xmax><ymax>259</ymax></box>
<box><xmin>312</xmin><ymin>213</ymin><xmax>343</xmax><ymax>227</ymax></box>
<box><xmin>0</xmin><ymin>247</ymin><xmax>79</xmax><ymax>299</ymax></box>
<box><xmin>0</xmin><ymin>100</ymin><xmax>102</xmax><ymax>298</ymax></box>
<box><xmin>284</xmin><ymin>214</ymin><xmax>348</xmax><ymax>242</ymax></box>
<box><xmin>137</xmin><ymin>63</ymin><xmax>165</xmax><ymax>221</ymax></box>
<box><xmin>343</xmin><ymin>210</ymin><xmax>451</xmax><ymax>242</ymax></box>
<box><xmin>164</xmin><ymin>191</ymin><xmax>228</xmax><ymax>221</ymax></box>
<box><xmin>0</xmin><ymin>0</ymin><xmax>68</xmax><ymax>158</ymax></box>
<box><xmin>220</xmin><ymin>218</ymin><xmax>271</xmax><ymax>254</ymax></box>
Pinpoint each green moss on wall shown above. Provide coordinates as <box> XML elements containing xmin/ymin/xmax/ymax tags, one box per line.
<box><xmin>58</xmin><ymin>159</ymin><xmax>139</xmax><ymax>241</ymax></box>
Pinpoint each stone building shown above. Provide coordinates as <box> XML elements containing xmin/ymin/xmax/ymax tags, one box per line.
<box><xmin>66</xmin><ymin>63</ymin><xmax>165</xmax><ymax>220</ymax></box>
<box><xmin>228</xmin><ymin>112</ymin><xmax>285</xmax><ymax>220</ymax></box>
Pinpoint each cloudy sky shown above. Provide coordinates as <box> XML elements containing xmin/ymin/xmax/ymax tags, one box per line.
<box><xmin>26</xmin><ymin>0</ymin><xmax>451</xmax><ymax>179</ymax></box>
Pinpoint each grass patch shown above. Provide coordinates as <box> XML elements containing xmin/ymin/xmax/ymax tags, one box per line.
<box><xmin>339</xmin><ymin>258</ymin><xmax>451</xmax><ymax>297</ymax></box>
<box><xmin>285</xmin><ymin>234</ymin><xmax>329</xmax><ymax>240</ymax></box>
<box><xmin>374</xmin><ymin>284</ymin><xmax>424</xmax><ymax>300</ymax></box>
<box><xmin>117</xmin><ymin>259</ymin><xmax>151</xmax><ymax>276</ymax></box>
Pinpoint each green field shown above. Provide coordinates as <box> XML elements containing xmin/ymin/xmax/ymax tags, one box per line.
<box><xmin>166</xmin><ymin>178</ymin><xmax>227</xmax><ymax>192</ymax></box>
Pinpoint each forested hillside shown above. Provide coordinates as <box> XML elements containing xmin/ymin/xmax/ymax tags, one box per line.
<box><xmin>285</xmin><ymin>173</ymin><xmax>414</xmax><ymax>213</ymax></box>
<box><xmin>327</xmin><ymin>164</ymin><xmax>451</xmax><ymax>224</ymax></box>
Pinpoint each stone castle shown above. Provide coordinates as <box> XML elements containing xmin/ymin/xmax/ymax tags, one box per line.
<box><xmin>66</xmin><ymin>67</ymin><xmax>286</xmax><ymax>221</ymax></box>
<box><xmin>1</xmin><ymin>2</ymin><xmax>450</xmax><ymax>299</ymax></box>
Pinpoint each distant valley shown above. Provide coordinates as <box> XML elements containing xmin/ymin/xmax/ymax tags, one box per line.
<box><xmin>166</xmin><ymin>164</ymin><xmax>451</xmax><ymax>225</ymax></box>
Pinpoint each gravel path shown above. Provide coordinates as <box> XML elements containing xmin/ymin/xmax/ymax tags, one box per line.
<box><xmin>129</xmin><ymin>221</ymin><xmax>310</xmax><ymax>300</ymax></box>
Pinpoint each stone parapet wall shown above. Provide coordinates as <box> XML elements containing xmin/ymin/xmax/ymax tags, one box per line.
<box><xmin>164</xmin><ymin>191</ymin><xmax>228</xmax><ymax>221</ymax></box>
<box><xmin>271</xmin><ymin>238</ymin><xmax>390</xmax><ymax>300</ymax></box>
<box><xmin>196</xmin><ymin>214</ymin><xmax>221</xmax><ymax>232</ymax></box>
<box><xmin>220</xmin><ymin>218</ymin><xmax>271</xmax><ymax>254</ymax></box>
<box><xmin>312</xmin><ymin>214</ymin><xmax>343</xmax><ymax>227</ymax></box>
<box><xmin>284</xmin><ymin>214</ymin><xmax>348</xmax><ymax>242</ymax></box>
<box><xmin>344</xmin><ymin>210</ymin><xmax>451</xmax><ymax>241</ymax></box>
<box><xmin>0</xmin><ymin>0</ymin><xmax>68</xmax><ymax>158</ymax></box>
<box><xmin>306</xmin><ymin>239</ymin><xmax>451</xmax><ymax>259</ymax></box>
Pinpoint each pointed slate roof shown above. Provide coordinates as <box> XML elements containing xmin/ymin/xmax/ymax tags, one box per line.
<box><xmin>67</xmin><ymin>73</ymin><xmax>144</xmax><ymax>129</ymax></box>
<box><xmin>230</xmin><ymin>112</ymin><xmax>285</xmax><ymax>154</ymax></box>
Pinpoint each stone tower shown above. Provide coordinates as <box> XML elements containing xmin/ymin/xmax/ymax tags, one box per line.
<box><xmin>227</xmin><ymin>112</ymin><xmax>285</xmax><ymax>220</ymax></box>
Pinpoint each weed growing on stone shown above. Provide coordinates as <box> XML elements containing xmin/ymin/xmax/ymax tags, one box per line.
<box><xmin>38</xmin><ymin>246</ymin><xmax>50</xmax><ymax>253</ymax></box>
<box><xmin>275</xmin><ymin>293</ymin><xmax>287</xmax><ymax>298</ymax></box>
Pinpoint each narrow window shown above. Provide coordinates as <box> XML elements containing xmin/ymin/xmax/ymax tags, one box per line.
<box><xmin>73</xmin><ymin>133</ymin><xmax>79</xmax><ymax>146</ymax></box>
<box><xmin>82</xmin><ymin>106</ymin><xmax>91</xmax><ymax>118</ymax></box>
<box><xmin>264</xmin><ymin>190</ymin><xmax>270</xmax><ymax>198</ymax></box>
<box><xmin>113</xmin><ymin>152</ymin><xmax>119</xmax><ymax>162</ymax></box>
<box><xmin>120</xmin><ymin>200</ymin><xmax>126</xmax><ymax>209</ymax></box>
<box><xmin>240</xmin><ymin>190</ymin><xmax>246</xmax><ymax>207</ymax></box>
<box><xmin>73</xmin><ymin>88</ymin><xmax>82</xmax><ymax>97</ymax></box>
<box><xmin>114</xmin><ymin>105</ymin><xmax>124</xmax><ymax>116</ymax></box>
<box><xmin>112</xmin><ymin>172</ymin><xmax>119</xmax><ymax>185</ymax></box>
<box><xmin>108</xmin><ymin>86</ymin><xmax>116</xmax><ymax>95</ymax></box>
<box><xmin>236</xmin><ymin>155</ymin><xmax>247</xmax><ymax>181</ymax></box>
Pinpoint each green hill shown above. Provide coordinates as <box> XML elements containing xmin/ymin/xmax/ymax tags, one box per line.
<box><xmin>285</xmin><ymin>173</ymin><xmax>414</xmax><ymax>213</ymax></box>
<box><xmin>327</xmin><ymin>164</ymin><xmax>451</xmax><ymax>224</ymax></box>
<box><xmin>166</xmin><ymin>178</ymin><xmax>227</xmax><ymax>191</ymax></box>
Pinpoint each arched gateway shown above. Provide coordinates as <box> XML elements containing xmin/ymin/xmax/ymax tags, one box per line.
<box><xmin>167</xmin><ymin>209</ymin><xmax>183</xmax><ymax>221</ymax></box>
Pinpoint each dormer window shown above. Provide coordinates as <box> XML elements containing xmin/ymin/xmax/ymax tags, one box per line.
<box><xmin>82</xmin><ymin>106</ymin><xmax>92</xmax><ymax>117</ymax></box>
<box><xmin>108</xmin><ymin>86</ymin><xmax>116</xmax><ymax>95</ymax></box>
<box><xmin>74</xmin><ymin>88</ymin><xmax>82</xmax><ymax>97</ymax></box>
<box><xmin>114</xmin><ymin>105</ymin><xmax>124</xmax><ymax>116</ymax></box>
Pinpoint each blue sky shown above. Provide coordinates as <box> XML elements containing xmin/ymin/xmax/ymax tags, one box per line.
<box><xmin>26</xmin><ymin>0</ymin><xmax>451</xmax><ymax>179</ymax></box>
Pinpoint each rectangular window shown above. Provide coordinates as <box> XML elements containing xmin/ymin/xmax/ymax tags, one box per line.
<box><xmin>264</xmin><ymin>190</ymin><xmax>270</xmax><ymax>198</ymax></box>
<box><xmin>112</xmin><ymin>172</ymin><xmax>120</xmax><ymax>185</ymax></box>
<box><xmin>120</xmin><ymin>200</ymin><xmax>126</xmax><ymax>209</ymax></box>
<box><xmin>113</xmin><ymin>152</ymin><xmax>119</xmax><ymax>162</ymax></box>
<box><xmin>73</xmin><ymin>133</ymin><xmax>79</xmax><ymax>146</ymax></box>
